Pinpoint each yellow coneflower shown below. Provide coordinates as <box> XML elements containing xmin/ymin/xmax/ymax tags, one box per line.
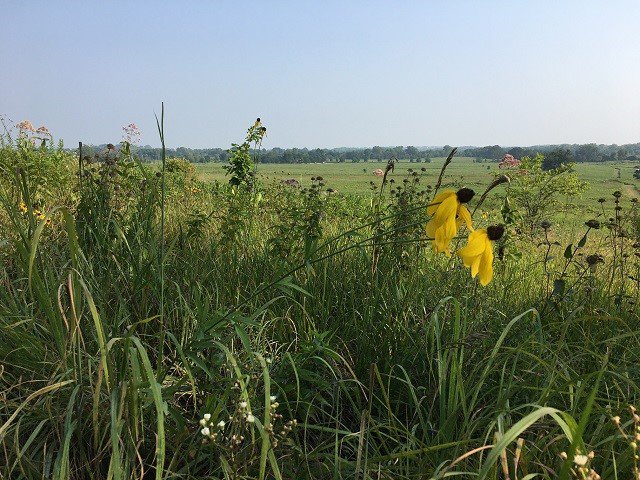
<box><xmin>18</xmin><ymin>202</ymin><xmax>28</xmax><ymax>214</ymax></box>
<box><xmin>426</xmin><ymin>188</ymin><xmax>474</xmax><ymax>256</ymax></box>
<box><xmin>33</xmin><ymin>209</ymin><xmax>46</xmax><ymax>221</ymax></box>
<box><xmin>457</xmin><ymin>225</ymin><xmax>505</xmax><ymax>286</ymax></box>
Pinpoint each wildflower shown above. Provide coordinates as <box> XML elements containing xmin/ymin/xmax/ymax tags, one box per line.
<box><xmin>270</xmin><ymin>395</ymin><xmax>277</xmax><ymax>402</ymax></box>
<box><xmin>457</xmin><ymin>225</ymin><xmax>505</xmax><ymax>286</ymax></box>
<box><xmin>18</xmin><ymin>202</ymin><xmax>28</xmax><ymax>214</ymax></box>
<box><xmin>199</xmin><ymin>418</ymin><xmax>206</xmax><ymax>426</ymax></box>
<box><xmin>498</xmin><ymin>154</ymin><xmax>521</xmax><ymax>169</ymax></box>
<box><xmin>203</xmin><ymin>413</ymin><xmax>211</xmax><ymax>421</ymax></box>
<box><xmin>246</xmin><ymin>413</ymin><xmax>255</xmax><ymax>423</ymax></box>
<box><xmin>16</xmin><ymin>120</ymin><xmax>34</xmax><ymax>131</ymax></box>
<box><xmin>573</xmin><ymin>454</ymin><xmax>589</xmax><ymax>466</ymax></box>
<box><xmin>239</xmin><ymin>401</ymin><xmax>247</xmax><ymax>409</ymax></box>
<box><xmin>200</xmin><ymin>427</ymin><xmax>210</xmax><ymax>436</ymax></box>
<box><xmin>217</xmin><ymin>420</ymin><xmax>225</xmax><ymax>428</ymax></box>
<box><xmin>426</xmin><ymin>188</ymin><xmax>474</xmax><ymax>255</ymax></box>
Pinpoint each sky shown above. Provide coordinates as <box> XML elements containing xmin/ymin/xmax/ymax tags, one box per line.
<box><xmin>2</xmin><ymin>1</ymin><xmax>640</xmax><ymax>149</ymax></box>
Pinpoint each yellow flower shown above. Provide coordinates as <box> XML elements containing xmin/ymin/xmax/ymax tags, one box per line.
<box><xmin>18</xmin><ymin>202</ymin><xmax>28</xmax><ymax>214</ymax></box>
<box><xmin>33</xmin><ymin>209</ymin><xmax>46</xmax><ymax>221</ymax></box>
<box><xmin>457</xmin><ymin>225</ymin><xmax>505</xmax><ymax>286</ymax></box>
<box><xmin>426</xmin><ymin>188</ymin><xmax>474</xmax><ymax>256</ymax></box>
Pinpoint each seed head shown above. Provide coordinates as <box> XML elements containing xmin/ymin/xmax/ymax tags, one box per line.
<box><xmin>456</xmin><ymin>188</ymin><xmax>475</xmax><ymax>203</ymax></box>
<box><xmin>487</xmin><ymin>225</ymin><xmax>505</xmax><ymax>241</ymax></box>
<box><xmin>585</xmin><ymin>219</ymin><xmax>600</xmax><ymax>229</ymax></box>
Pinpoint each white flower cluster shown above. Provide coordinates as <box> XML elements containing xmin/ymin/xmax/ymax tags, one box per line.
<box><xmin>198</xmin><ymin>413</ymin><xmax>225</xmax><ymax>441</ymax></box>
<box><xmin>237</xmin><ymin>399</ymin><xmax>255</xmax><ymax>423</ymax></box>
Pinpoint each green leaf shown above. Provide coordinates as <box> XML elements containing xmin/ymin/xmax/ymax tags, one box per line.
<box><xmin>564</xmin><ymin>244</ymin><xmax>573</xmax><ymax>259</ymax></box>
<box><xmin>577</xmin><ymin>232</ymin><xmax>588</xmax><ymax>248</ymax></box>
<box><xmin>552</xmin><ymin>279</ymin><xmax>566</xmax><ymax>298</ymax></box>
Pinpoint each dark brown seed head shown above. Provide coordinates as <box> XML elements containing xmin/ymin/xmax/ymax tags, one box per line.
<box><xmin>487</xmin><ymin>225</ymin><xmax>505</xmax><ymax>241</ymax></box>
<box><xmin>456</xmin><ymin>188</ymin><xmax>475</xmax><ymax>203</ymax></box>
<box><xmin>585</xmin><ymin>219</ymin><xmax>600</xmax><ymax>229</ymax></box>
<box><xmin>586</xmin><ymin>254</ymin><xmax>604</xmax><ymax>266</ymax></box>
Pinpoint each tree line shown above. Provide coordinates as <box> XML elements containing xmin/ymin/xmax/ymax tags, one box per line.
<box><xmin>79</xmin><ymin>142</ymin><xmax>640</xmax><ymax>164</ymax></box>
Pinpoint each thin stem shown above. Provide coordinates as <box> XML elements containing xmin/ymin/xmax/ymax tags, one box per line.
<box><xmin>155</xmin><ymin>103</ymin><xmax>166</xmax><ymax>372</ymax></box>
<box><xmin>433</xmin><ymin>147</ymin><xmax>457</xmax><ymax>194</ymax></box>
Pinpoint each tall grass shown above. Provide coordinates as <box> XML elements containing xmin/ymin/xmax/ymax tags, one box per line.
<box><xmin>0</xmin><ymin>128</ymin><xmax>639</xmax><ymax>479</ymax></box>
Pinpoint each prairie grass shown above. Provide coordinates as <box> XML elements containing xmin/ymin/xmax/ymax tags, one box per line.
<box><xmin>1</xmin><ymin>127</ymin><xmax>639</xmax><ymax>479</ymax></box>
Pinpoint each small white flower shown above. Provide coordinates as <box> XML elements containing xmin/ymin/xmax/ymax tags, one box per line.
<box><xmin>246</xmin><ymin>414</ymin><xmax>255</xmax><ymax>423</ymax></box>
<box><xmin>199</xmin><ymin>418</ymin><xmax>206</xmax><ymax>426</ymax></box>
<box><xmin>270</xmin><ymin>395</ymin><xmax>277</xmax><ymax>402</ymax></box>
<box><xmin>239</xmin><ymin>401</ymin><xmax>247</xmax><ymax>409</ymax></box>
<box><xmin>203</xmin><ymin>413</ymin><xmax>211</xmax><ymax>421</ymax></box>
<box><xmin>201</xmin><ymin>427</ymin><xmax>210</xmax><ymax>436</ymax></box>
<box><xmin>573</xmin><ymin>454</ymin><xmax>589</xmax><ymax>466</ymax></box>
<box><xmin>217</xmin><ymin>420</ymin><xmax>225</xmax><ymax>428</ymax></box>
<box><xmin>266</xmin><ymin>358</ymin><xmax>272</xmax><ymax>364</ymax></box>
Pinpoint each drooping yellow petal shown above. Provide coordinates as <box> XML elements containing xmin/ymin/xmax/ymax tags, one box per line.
<box><xmin>470</xmin><ymin>253</ymin><xmax>482</xmax><ymax>278</ymax></box>
<box><xmin>434</xmin><ymin>215</ymin><xmax>457</xmax><ymax>256</ymax></box>
<box><xmin>457</xmin><ymin>229</ymin><xmax>495</xmax><ymax>286</ymax></box>
<box><xmin>433</xmin><ymin>194</ymin><xmax>458</xmax><ymax>227</ymax></box>
<box><xmin>458</xmin><ymin>230</ymin><xmax>487</xmax><ymax>260</ymax></box>
<box><xmin>427</xmin><ymin>190</ymin><xmax>455</xmax><ymax>216</ymax></box>
<box><xmin>478</xmin><ymin>240</ymin><xmax>494</xmax><ymax>286</ymax></box>
<box><xmin>427</xmin><ymin>191</ymin><xmax>460</xmax><ymax>255</ymax></box>
<box><xmin>456</xmin><ymin>204</ymin><xmax>473</xmax><ymax>231</ymax></box>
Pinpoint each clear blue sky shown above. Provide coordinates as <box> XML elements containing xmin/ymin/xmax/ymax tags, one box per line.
<box><xmin>3</xmin><ymin>1</ymin><xmax>639</xmax><ymax>148</ymax></box>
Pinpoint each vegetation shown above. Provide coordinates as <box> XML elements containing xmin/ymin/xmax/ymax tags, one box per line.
<box><xmin>78</xmin><ymin>142</ymin><xmax>640</xmax><ymax>165</ymax></box>
<box><xmin>1</xmin><ymin>118</ymin><xmax>640</xmax><ymax>479</ymax></box>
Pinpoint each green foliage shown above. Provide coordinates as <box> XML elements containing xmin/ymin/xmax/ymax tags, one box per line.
<box><xmin>542</xmin><ymin>148</ymin><xmax>574</xmax><ymax>171</ymax></box>
<box><xmin>224</xmin><ymin>119</ymin><xmax>267</xmax><ymax>190</ymax></box>
<box><xmin>0</xmin><ymin>131</ymin><xmax>75</xmax><ymax>206</ymax></box>
<box><xmin>506</xmin><ymin>153</ymin><xmax>588</xmax><ymax>231</ymax></box>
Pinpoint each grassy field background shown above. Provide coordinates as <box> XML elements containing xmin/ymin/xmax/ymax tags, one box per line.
<box><xmin>196</xmin><ymin>157</ymin><xmax>640</xmax><ymax>197</ymax></box>
<box><xmin>196</xmin><ymin>157</ymin><xmax>640</xmax><ymax>229</ymax></box>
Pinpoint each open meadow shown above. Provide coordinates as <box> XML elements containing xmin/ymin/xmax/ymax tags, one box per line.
<box><xmin>197</xmin><ymin>158</ymin><xmax>640</xmax><ymax>230</ymax></box>
<box><xmin>2</xmin><ymin>127</ymin><xmax>640</xmax><ymax>479</ymax></box>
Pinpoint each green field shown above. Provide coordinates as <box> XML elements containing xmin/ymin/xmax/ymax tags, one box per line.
<box><xmin>197</xmin><ymin>157</ymin><xmax>640</xmax><ymax>228</ymax></box>
<box><xmin>196</xmin><ymin>157</ymin><xmax>639</xmax><ymax>196</ymax></box>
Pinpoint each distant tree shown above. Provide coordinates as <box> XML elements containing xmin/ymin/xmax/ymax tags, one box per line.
<box><xmin>404</xmin><ymin>146</ymin><xmax>420</xmax><ymax>160</ymax></box>
<box><xmin>575</xmin><ymin>144</ymin><xmax>601</xmax><ymax>163</ymax></box>
<box><xmin>542</xmin><ymin>148</ymin><xmax>573</xmax><ymax>171</ymax></box>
